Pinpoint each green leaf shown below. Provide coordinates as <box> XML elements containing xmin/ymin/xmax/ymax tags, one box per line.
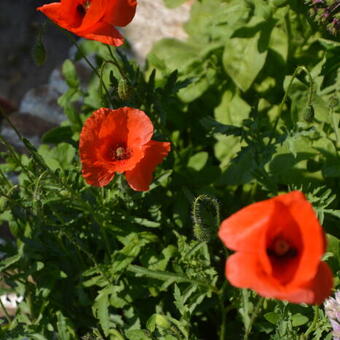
<box><xmin>42</xmin><ymin>126</ymin><xmax>74</xmax><ymax>145</ymax></box>
<box><xmin>214</xmin><ymin>89</ymin><xmax>251</xmax><ymax>126</ymax></box>
<box><xmin>223</xmin><ymin>19</ymin><xmax>274</xmax><ymax>91</ymax></box>
<box><xmin>56</xmin><ymin>311</ymin><xmax>76</xmax><ymax>340</ymax></box>
<box><xmin>131</xmin><ymin>217</ymin><xmax>160</xmax><ymax>228</ymax></box>
<box><xmin>0</xmin><ymin>252</ymin><xmax>21</xmax><ymax>271</ymax></box>
<box><xmin>200</xmin><ymin>117</ymin><xmax>243</xmax><ymax>137</ymax></box>
<box><xmin>185</xmin><ymin>0</ymin><xmax>249</xmax><ymax>45</ymax></box>
<box><xmin>93</xmin><ymin>286</ymin><xmax>112</xmax><ymax>337</ymax></box>
<box><xmin>38</xmin><ymin>143</ymin><xmax>76</xmax><ymax>171</ymax></box>
<box><xmin>269</xmin><ymin>25</ymin><xmax>289</xmax><ymax>61</ymax></box>
<box><xmin>62</xmin><ymin>59</ymin><xmax>79</xmax><ymax>88</ymax></box>
<box><xmin>163</xmin><ymin>0</ymin><xmax>186</xmax><ymax>8</ymax></box>
<box><xmin>125</xmin><ymin>329</ymin><xmax>152</xmax><ymax>340</ymax></box>
<box><xmin>291</xmin><ymin>313</ymin><xmax>308</xmax><ymax>327</ymax></box>
<box><xmin>187</xmin><ymin>152</ymin><xmax>208</xmax><ymax>171</ymax></box>
<box><xmin>264</xmin><ymin>312</ymin><xmax>281</xmax><ymax>325</ymax></box>
<box><xmin>32</xmin><ymin>35</ymin><xmax>46</xmax><ymax>66</ymax></box>
<box><xmin>148</xmin><ymin>39</ymin><xmax>199</xmax><ymax>73</ymax></box>
<box><xmin>146</xmin><ymin>314</ymin><xmax>171</xmax><ymax>332</ymax></box>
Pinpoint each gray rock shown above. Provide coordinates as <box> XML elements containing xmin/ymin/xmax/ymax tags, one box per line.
<box><xmin>19</xmin><ymin>85</ymin><xmax>65</xmax><ymax>124</ymax></box>
<box><xmin>1</xmin><ymin>112</ymin><xmax>57</xmax><ymax>150</ymax></box>
<box><xmin>123</xmin><ymin>0</ymin><xmax>192</xmax><ymax>64</ymax></box>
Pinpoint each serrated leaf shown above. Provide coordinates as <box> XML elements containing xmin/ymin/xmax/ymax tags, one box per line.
<box><xmin>125</xmin><ymin>329</ymin><xmax>152</xmax><ymax>340</ymax></box>
<box><xmin>56</xmin><ymin>311</ymin><xmax>76</xmax><ymax>340</ymax></box>
<box><xmin>93</xmin><ymin>286</ymin><xmax>112</xmax><ymax>337</ymax></box>
<box><xmin>0</xmin><ymin>253</ymin><xmax>21</xmax><ymax>271</ymax></box>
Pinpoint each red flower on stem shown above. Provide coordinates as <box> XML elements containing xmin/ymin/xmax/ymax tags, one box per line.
<box><xmin>79</xmin><ymin>107</ymin><xmax>171</xmax><ymax>191</ymax></box>
<box><xmin>37</xmin><ymin>0</ymin><xmax>137</xmax><ymax>46</ymax></box>
<box><xmin>218</xmin><ymin>191</ymin><xmax>333</xmax><ymax>304</ymax></box>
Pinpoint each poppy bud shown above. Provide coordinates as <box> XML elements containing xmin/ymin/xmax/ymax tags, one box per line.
<box><xmin>118</xmin><ymin>78</ymin><xmax>132</xmax><ymax>101</ymax></box>
<box><xmin>304</xmin><ymin>104</ymin><xmax>315</xmax><ymax>122</ymax></box>
<box><xmin>193</xmin><ymin>223</ymin><xmax>211</xmax><ymax>242</ymax></box>
<box><xmin>32</xmin><ymin>36</ymin><xmax>46</xmax><ymax>66</ymax></box>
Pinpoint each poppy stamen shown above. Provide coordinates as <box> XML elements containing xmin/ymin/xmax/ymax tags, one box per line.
<box><xmin>267</xmin><ymin>237</ymin><xmax>297</xmax><ymax>259</ymax></box>
<box><xmin>77</xmin><ymin>0</ymin><xmax>91</xmax><ymax>17</ymax></box>
<box><xmin>274</xmin><ymin>238</ymin><xmax>290</xmax><ymax>256</ymax></box>
<box><xmin>112</xmin><ymin>144</ymin><xmax>130</xmax><ymax>161</ymax></box>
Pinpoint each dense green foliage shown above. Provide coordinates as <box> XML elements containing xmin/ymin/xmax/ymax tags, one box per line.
<box><xmin>0</xmin><ymin>0</ymin><xmax>339</xmax><ymax>339</ymax></box>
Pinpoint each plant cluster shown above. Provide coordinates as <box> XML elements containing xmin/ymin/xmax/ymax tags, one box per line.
<box><xmin>0</xmin><ymin>0</ymin><xmax>339</xmax><ymax>339</ymax></box>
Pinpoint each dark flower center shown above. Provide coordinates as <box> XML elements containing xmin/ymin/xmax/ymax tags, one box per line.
<box><xmin>77</xmin><ymin>0</ymin><xmax>91</xmax><ymax>17</ymax></box>
<box><xmin>112</xmin><ymin>144</ymin><xmax>130</xmax><ymax>161</ymax></box>
<box><xmin>267</xmin><ymin>237</ymin><xmax>297</xmax><ymax>260</ymax></box>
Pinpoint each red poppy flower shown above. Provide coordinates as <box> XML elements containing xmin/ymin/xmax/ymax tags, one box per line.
<box><xmin>37</xmin><ymin>0</ymin><xmax>137</xmax><ymax>46</ymax></box>
<box><xmin>79</xmin><ymin>107</ymin><xmax>171</xmax><ymax>191</ymax></box>
<box><xmin>218</xmin><ymin>191</ymin><xmax>333</xmax><ymax>304</ymax></box>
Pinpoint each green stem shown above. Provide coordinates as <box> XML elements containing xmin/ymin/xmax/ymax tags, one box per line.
<box><xmin>127</xmin><ymin>264</ymin><xmax>218</xmax><ymax>293</ymax></box>
<box><xmin>0</xmin><ymin>135</ymin><xmax>34</xmax><ymax>182</ymax></box>
<box><xmin>330</xmin><ymin>104</ymin><xmax>340</xmax><ymax>148</ymax></box>
<box><xmin>183</xmin><ymin>242</ymin><xmax>206</xmax><ymax>260</ymax></box>
<box><xmin>63</xmin><ymin>31</ymin><xmax>113</xmax><ymax>107</ymax></box>
<box><xmin>268</xmin><ymin>66</ymin><xmax>314</xmax><ymax>145</ymax></box>
<box><xmin>106</xmin><ymin>45</ymin><xmax>127</xmax><ymax>80</ymax></box>
<box><xmin>304</xmin><ymin>306</ymin><xmax>319</xmax><ymax>338</ymax></box>
<box><xmin>218</xmin><ymin>281</ymin><xmax>228</xmax><ymax>340</ymax></box>
<box><xmin>0</xmin><ymin>296</ymin><xmax>11</xmax><ymax>323</ymax></box>
<box><xmin>100</xmin><ymin>227</ymin><xmax>112</xmax><ymax>256</ymax></box>
<box><xmin>243</xmin><ymin>296</ymin><xmax>264</xmax><ymax>340</ymax></box>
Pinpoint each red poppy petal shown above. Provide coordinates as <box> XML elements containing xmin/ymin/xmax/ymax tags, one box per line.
<box><xmin>126</xmin><ymin>108</ymin><xmax>154</xmax><ymax>148</ymax></box>
<box><xmin>125</xmin><ymin>141</ymin><xmax>171</xmax><ymax>191</ymax></box>
<box><xmin>97</xmin><ymin>108</ymin><xmax>128</xmax><ymax>143</ymax></box>
<box><xmin>79</xmin><ymin>108</ymin><xmax>106</xmax><ymax>164</ymax></box>
<box><xmin>263</xmin><ymin>201</ymin><xmax>303</xmax><ymax>284</ymax></box>
<box><xmin>226</xmin><ymin>252</ymin><xmax>279</xmax><ymax>294</ymax></box>
<box><xmin>82</xmin><ymin>162</ymin><xmax>115</xmax><ymax>187</ymax></box>
<box><xmin>303</xmin><ymin>261</ymin><xmax>333</xmax><ymax>305</ymax></box>
<box><xmin>102</xmin><ymin>0</ymin><xmax>137</xmax><ymax>26</ymax></box>
<box><xmin>79</xmin><ymin>0</ymin><xmax>106</xmax><ymax>29</ymax></box>
<box><xmin>273</xmin><ymin>262</ymin><xmax>333</xmax><ymax>304</ymax></box>
<box><xmin>218</xmin><ymin>199</ymin><xmax>275</xmax><ymax>252</ymax></box>
<box><xmin>227</xmin><ymin>253</ymin><xmax>332</xmax><ymax>304</ymax></box>
<box><xmin>275</xmin><ymin>191</ymin><xmax>325</xmax><ymax>286</ymax></box>
<box><xmin>73</xmin><ymin>21</ymin><xmax>124</xmax><ymax>46</ymax></box>
<box><xmin>37</xmin><ymin>3</ymin><xmax>69</xmax><ymax>28</ymax></box>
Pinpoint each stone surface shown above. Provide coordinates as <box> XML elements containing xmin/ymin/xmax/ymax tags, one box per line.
<box><xmin>123</xmin><ymin>0</ymin><xmax>192</xmax><ymax>64</ymax></box>
<box><xmin>0</xmin><ymin>0</ymin><xmax>72</xmax><ymax>106</ymax></box>
<box><xmin>1</xmin><ymin>112</ymin><xmax>57</xmax><ymax>154</ymax></box>
<box><xmin>19</xmin><ymin>85</ymin><xmax>65</xmax><ymax>124</ymax></box>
